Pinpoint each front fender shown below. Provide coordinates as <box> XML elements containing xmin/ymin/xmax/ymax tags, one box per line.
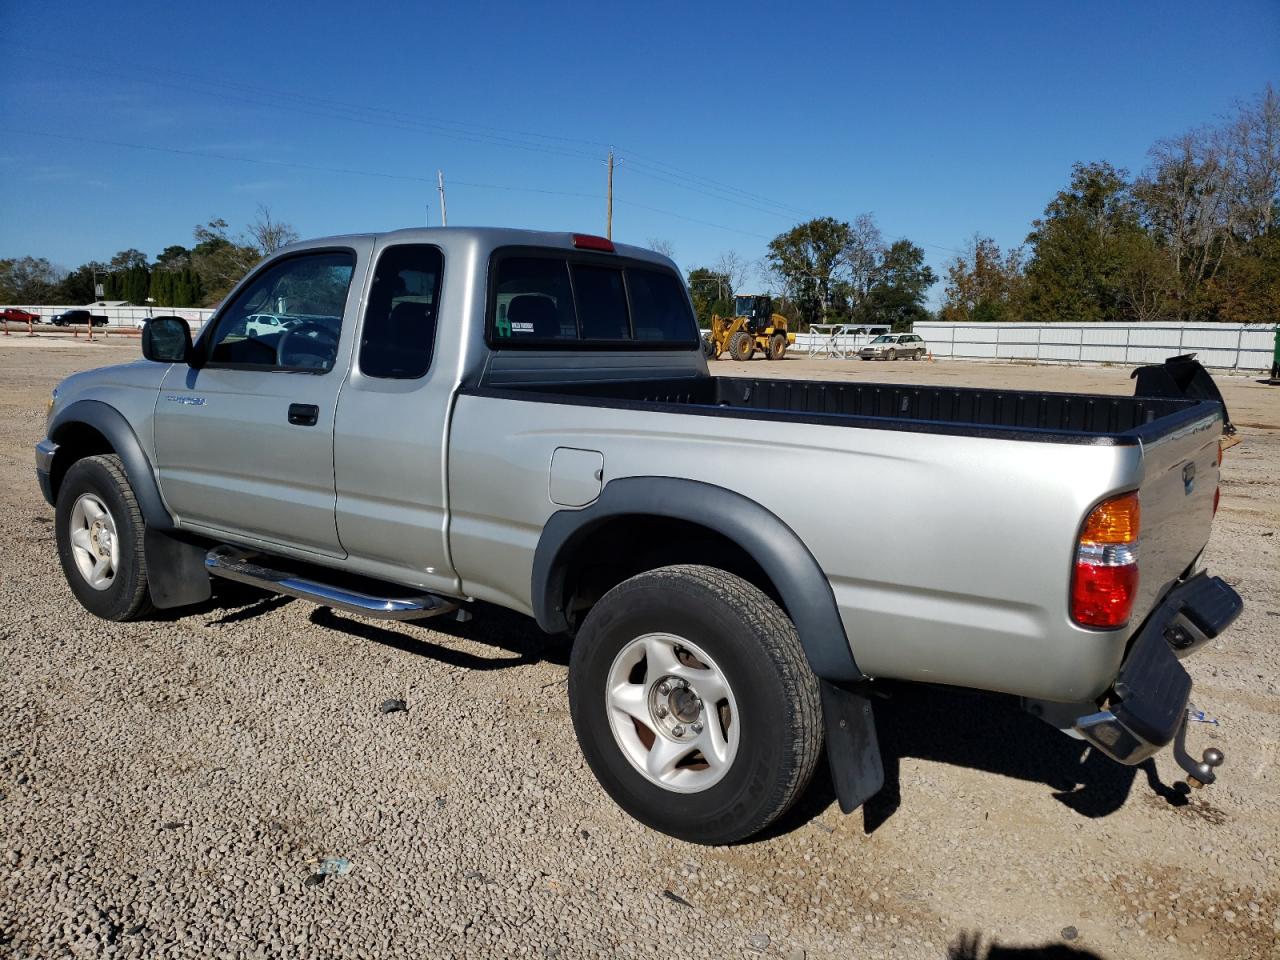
<box><xmin>531</xmin><ymin>476</ymin><xmax>864</xmax><ymax>682</ymax></box>
<box><xmin>48</xmin><ymin>399</ymin><xmax>174</xmax><ymax>530</ymax></box>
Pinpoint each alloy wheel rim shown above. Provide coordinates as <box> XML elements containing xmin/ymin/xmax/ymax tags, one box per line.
<box><xmin>69</xmin><ymin>493</ymin><xmax>119</xmax><ymax>591</ymax></box>
<box><xmin>605</xmin><ymin>633</ymin><xmax>740</xmax><ymax>793</ymax></box>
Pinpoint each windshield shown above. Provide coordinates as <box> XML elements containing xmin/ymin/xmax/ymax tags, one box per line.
<box><xmin>871</xmin><ymin>335</ymin><xmax>892</xmax><ymax>343</ymax></box>
<box><xmin>734</xmin><ymin>295</ymin><xmax>755</xmax><ymax>315</ymax></box>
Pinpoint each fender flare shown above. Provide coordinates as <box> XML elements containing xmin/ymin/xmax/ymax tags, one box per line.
<box><xmin>531</xmin><ymin>476</ymin><xmax>864</xmax><ymax>682</ymax></box>
<box><xmin>49</xmin><ymin>399</ymin><xmax>175</xmax><ymax>531</ymax></box>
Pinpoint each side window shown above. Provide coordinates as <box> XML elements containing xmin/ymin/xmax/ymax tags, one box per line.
<box><xmin>207</xmin><ymin>251</ymin><xmax>354</xmax><ymax>370</ymax></box>
<box><xmin>572</xmin><ymin>265</ymin><xmax>629</xmax><ymax>340</ymax></box>
<box><xmin>626</xmin><ymin>268</ymin><xmax>696</xmax><ymax>342</ymax></box>
<box><xmin>360</xmin><ymin>244</ymin><xmax>443</xmax><ymax>379</ymax></box>
<box><xmin>493</xmin><ymin>257</ymin><xmax>576</xmax><ymax>341</ymax></box>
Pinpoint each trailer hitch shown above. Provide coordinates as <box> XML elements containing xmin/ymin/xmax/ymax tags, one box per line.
<box><xmin>1170</xmin><ymin>708</ymin><xmax>1225</xmax><ymax>788</ymax></box>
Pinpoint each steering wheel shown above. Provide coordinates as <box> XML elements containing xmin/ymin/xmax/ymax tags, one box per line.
<box><xmin>276</xmin><ymin>321</ymin><xmax>338</xmax><ymax>369</ymax></box>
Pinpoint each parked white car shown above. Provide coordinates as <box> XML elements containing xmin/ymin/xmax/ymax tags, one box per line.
<box><xmin>859</xmin><ymin>333</ymin><xmax>927</xmax><ymax>360</ymax></box>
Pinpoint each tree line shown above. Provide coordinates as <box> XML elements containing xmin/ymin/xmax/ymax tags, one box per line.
<box><xmin>0</xmin><ymin>206</ymin><xmax>298</xmax><ymax>309</ymax></box>
<box><xmin>942</xmin><ymin>85</ymin><xmax>1278</xmax><ymax>324</ymax></box>
<box><xmin>683</xmin><ymin>84</ymin><xmax>1276</xmax><ymax>329</ymax></box>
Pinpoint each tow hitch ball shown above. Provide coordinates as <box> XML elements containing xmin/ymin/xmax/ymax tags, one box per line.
<box><xmin>1172</xmin><ymin>713</ymin><xmax>1225</xmax><ymax>788</ymax></box>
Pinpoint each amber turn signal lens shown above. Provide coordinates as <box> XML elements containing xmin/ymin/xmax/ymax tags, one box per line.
<box><xmin>1080</xmin><ymin>492</ymin><xmax>1140</xmax><ymax>545</ymax></box>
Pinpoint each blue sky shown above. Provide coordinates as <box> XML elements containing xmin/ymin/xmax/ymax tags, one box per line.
<box><xmin>1</xmin><ymin>0</ymin><xmax>1276</xmax><ymax>303</ymax></box>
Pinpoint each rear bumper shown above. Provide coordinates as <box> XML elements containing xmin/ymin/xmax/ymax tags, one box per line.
<box><xmin>1074</xmin><ymin>572</ymin><xmax>1242</xmax><ymax>765</ymax></box>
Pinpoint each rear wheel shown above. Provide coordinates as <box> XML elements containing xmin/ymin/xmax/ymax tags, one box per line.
<box><xmin>568</xmin><ymin>565</ymin><xmax>823</xmax><ymax>844</ymax></box>
<box><xmin>766</xmin><ymin>334</ymin><xmax>787</xmax><ymax>361</ymax></box>
<box><xmin>728</xmin><ymin>331</ymin><xmax>754</xmax><ymax>361</ymax></box>
<box><xmin>55</xmin><ymin>454</ymin><xmax>154</xmax><ymax>621</ymax></box>
<box><xmin>913</xmin><ymin>348</ymin><xmax>925</xmax><ymax>360</ymax></box>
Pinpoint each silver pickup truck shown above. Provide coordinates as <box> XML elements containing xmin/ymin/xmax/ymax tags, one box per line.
<box><xmin>35</xmin><ymin>227</ymin><xmax>1242</xmax><ymax>844</ymax></box>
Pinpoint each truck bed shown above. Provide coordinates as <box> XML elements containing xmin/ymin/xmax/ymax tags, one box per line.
<box><xmin>470</xmin><ymin>375</ymin><xmax>1218</xmax><ymax>445</ymax></box>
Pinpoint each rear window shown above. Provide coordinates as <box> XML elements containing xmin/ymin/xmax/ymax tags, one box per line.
<box><xmin>490</xmin><ymin>251</ymin><xmax>697</xmax><ymax>348</ymax></box>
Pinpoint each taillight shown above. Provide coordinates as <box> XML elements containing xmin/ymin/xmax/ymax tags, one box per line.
<box><xmin>1072</xmin><ymin>492</ymin><xmax>1140</xmax><ymax>628</ymax></box>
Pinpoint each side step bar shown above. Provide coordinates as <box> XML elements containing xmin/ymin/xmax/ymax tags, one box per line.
<box><xmin>205</xmin><ymin>546</ymin><xmax>459</xmax><ymax>621</ymax></box>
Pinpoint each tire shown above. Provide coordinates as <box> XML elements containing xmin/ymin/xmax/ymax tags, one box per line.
<box><xmin>885</xmin><ymin>348</ymin><xmax>897</xmax><ymax>361</ymax></box>
<box><xmin>701</xmin><ymin>336</ymin><xmax>719</xmax><ymax>360</ymax></box>
<box><xmin>728</xmin><ymin>330</ymin><xmax>754</xmax><ymax>361</ymax></box>
<box><xmin>766</xmin><ymin>334</ymin><xmax>787</xmax><ymax>361</ymax></box>
<box><xmin>568</xmin><ymin>565</ymin><xmax>823</xmax><ymax>845</ymax></box>
<box><xmin>55</xmin><ymin>454</ymin><xmax>154</xmax><ymax>621</ymax></box>
<box><xmin>913</xmin><ymin>349</ymin><xmax>924</xmax><ymax>361</ymax></box>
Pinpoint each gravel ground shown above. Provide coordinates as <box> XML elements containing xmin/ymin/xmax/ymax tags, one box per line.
<box><xmin>1</xmin><ymin>338</ymin><xmax>1277</xmax><ymax>959</ymax></box>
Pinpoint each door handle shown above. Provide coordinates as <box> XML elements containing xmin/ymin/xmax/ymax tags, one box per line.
<box><xmin>288</xmin><ymin>403</ymin><xmax>319</xmax><ymax>426</ymax></box>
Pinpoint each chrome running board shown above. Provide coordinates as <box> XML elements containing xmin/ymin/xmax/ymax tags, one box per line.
<box><xmin>205</xmin><ymin>546</ymin><xmax>458</xmax><ymax>621</ymax></box>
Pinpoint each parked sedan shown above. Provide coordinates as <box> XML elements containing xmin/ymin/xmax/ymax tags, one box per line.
<box><xmin>859</xmin><ymin>333</ymin><xmax>928</xmax><ymax>360</ymax></box>
<box><xmin>0</xmin><ymin>307</ymin><xmax>41</xmax><ymax>323</ymax></box>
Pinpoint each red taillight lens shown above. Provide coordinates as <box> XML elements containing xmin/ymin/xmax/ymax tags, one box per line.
<box><xmin>571</xmin><ymin>233</ymin><xmax>615</xmax><ymax>252</ymax></box>
<box><xmin>1071</xmin><ymin>493</ymin><xmax>1140</xmax><ymax>628</ymax></box>
<box><xmin>1072</xmin><ymin>561</ymin><xmax>1139</xmax><ymax>628</ymax></box>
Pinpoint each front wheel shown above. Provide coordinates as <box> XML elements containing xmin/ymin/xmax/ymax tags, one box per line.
<box><xmin>701</xmin><ymin>336</ymin><xmax>719</xmax><ymax>360</ymax></box>
<box><xmin>55</xmin><ymin>454</ymin><xmax>154</xmax><ymax>621</ymax></box>
<box><xmin>568</xmin><ymin>565</ymin><xmax>823</xmax><ymax>844</ymax></box>
<box><xmin>727</xmin><ymin>330</ymin><xmax>754</xmax><ymax>361</ymax></box>
<box><xmin>885</xmin><ymin>348</ymin><xmax>897</xmax><ymax>361</ymax></box>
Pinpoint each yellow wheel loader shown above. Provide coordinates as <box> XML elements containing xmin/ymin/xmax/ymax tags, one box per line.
<box><xmin>702</xmin><ymin>294</ymin><xmax>796</xmax><ymax>361</ymax></box>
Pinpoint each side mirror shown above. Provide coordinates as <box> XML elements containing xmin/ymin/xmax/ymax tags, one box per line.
<box><xmin>142</xmin><ymin>316</ymin><xmax>193</xmax><ymax>364</ymax></box>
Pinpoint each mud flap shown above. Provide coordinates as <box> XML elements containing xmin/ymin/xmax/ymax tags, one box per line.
<box><xmin>145</xmin><ymin>527</ymin><xmax>212</xmax><ymax>609</ymax></box>
<box><xmin>820</xmin><ymin>680</ymin><xmax>885</xmax><ymax>814</ymax></box>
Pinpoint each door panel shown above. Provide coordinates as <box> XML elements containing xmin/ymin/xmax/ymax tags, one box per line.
<box><xmin>152</xmin><ymin>242</ymin><xmax>372</xmax><ymax>556</ymax></box>
<box><xmin>155</xmin><ymin>364</ymin><xmax>347</xmax><ymax>554</ymax></box>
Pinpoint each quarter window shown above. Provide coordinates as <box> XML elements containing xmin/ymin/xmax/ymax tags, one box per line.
<box><xmin>207</xmin><ymin>251</ymin><xmax>354</xmax><ymax>370</ymax></box>
<box><xmin>360</xmin><ymin>244</ymin><xmax>443</xmax><ymax>379</ymax></box>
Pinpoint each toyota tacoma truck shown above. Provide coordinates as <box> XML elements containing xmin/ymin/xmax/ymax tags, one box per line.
<box><xmin>35</xmin><ymin>228</ymin><xmax>1242</xmax><ymax>844</ymax></box>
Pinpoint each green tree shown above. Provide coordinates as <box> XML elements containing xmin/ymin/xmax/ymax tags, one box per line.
<box><xmin>686</xmin><ymin>267</ymin><xmax>733</xmax><ymax>325</ymax></box>
<box><xmin>940</xmin><ymin>236</ymin><xmax>1025</xmax><ymax>322</ymax></box>
<box><xmin>857</xmin><ymin>240</ymin><xmax>936</xmax><ymax>330</ymax></box>
<box><xmin>1205</xmin><ymin>230</ymin><xmax>1280</xmax><ymax>323</ymax></box>
<box><xmin>1022</xmin><ymin>161</ymin><xmax>1142</xmax><ymax>322</ymax></box>
<box><xmin>155</xmin><ymin>245</ymin><xmax>191</xmax><ymax>270</ymax></box>
<box><xmin>766</xmin><ymin>217</ymin><xmax>856</xmax><ymax>327</ymax></box>
<box><xmin>0</xmin><ymin>256</ymin><xmax>62</xmax><ymax>303</ymax></box>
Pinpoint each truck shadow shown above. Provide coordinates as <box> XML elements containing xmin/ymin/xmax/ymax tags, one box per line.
<box><xmin>768</xmin><ymin>681</ymin><xmax>1192</xmax><ymax>840</ymax></box>
<box><xmin>307</xmin><ymin>603</ymin><xmax>572</xmax><ymax>671</ymax></box>
<box><xmin>860</xmin><ymin>682</ymin><xmax>1191</xmax><ymax>833</ymax></box>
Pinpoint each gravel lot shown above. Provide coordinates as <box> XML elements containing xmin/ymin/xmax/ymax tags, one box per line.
<box><xmin>2</xmin><ymin>338</ymin><xmax>1277</xmax><ymax>959</ymax></box>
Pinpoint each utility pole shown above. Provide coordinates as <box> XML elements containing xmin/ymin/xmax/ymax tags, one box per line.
<box><xmin>606</xmin><ymin>149</ymin><xmax>615</xmax><ymax>239</ymax></box>
<box><xmin>437</xmin><ymin>170</ymin><xmax>448</xmax><ymax>227</ymax></box>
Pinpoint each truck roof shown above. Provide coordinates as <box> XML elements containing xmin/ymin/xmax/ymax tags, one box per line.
<box><xmin>275</xmin><ymin>227</ymin><xmax>672</xmax><ymax>268</ymax></box>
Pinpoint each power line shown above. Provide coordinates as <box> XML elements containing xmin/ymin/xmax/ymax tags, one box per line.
<box><xmin>4</xmin><ymin>129</ymin><xmax>771</xmax><ymax>240</ymax></box>
<box><xmin>7</xmin><ymin>44</ymin><xmax>968</xmax><ymax>255</ymax></box>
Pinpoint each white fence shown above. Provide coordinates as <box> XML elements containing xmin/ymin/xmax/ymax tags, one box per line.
<box><xmin>797</xmin><ymin>322</ymin><xmax>1277</xmax><ymax>371</ymax></box>
<box><xmin>1</xmin><ymin>304</ymin><xmax>215</xmax><ymax>330</ymax></box>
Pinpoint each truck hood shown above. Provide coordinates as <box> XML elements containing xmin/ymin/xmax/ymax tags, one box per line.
<box><xmin>49</xmin><ymin>360</ymin><xmax>168</xmax><ymax>428</ymax></box>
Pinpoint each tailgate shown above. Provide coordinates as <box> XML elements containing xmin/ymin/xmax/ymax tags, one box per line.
<box><xmin>1131</xmin><ymin>407</ymin><xmax>1222</xmax><ymax>624</ymax></box>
